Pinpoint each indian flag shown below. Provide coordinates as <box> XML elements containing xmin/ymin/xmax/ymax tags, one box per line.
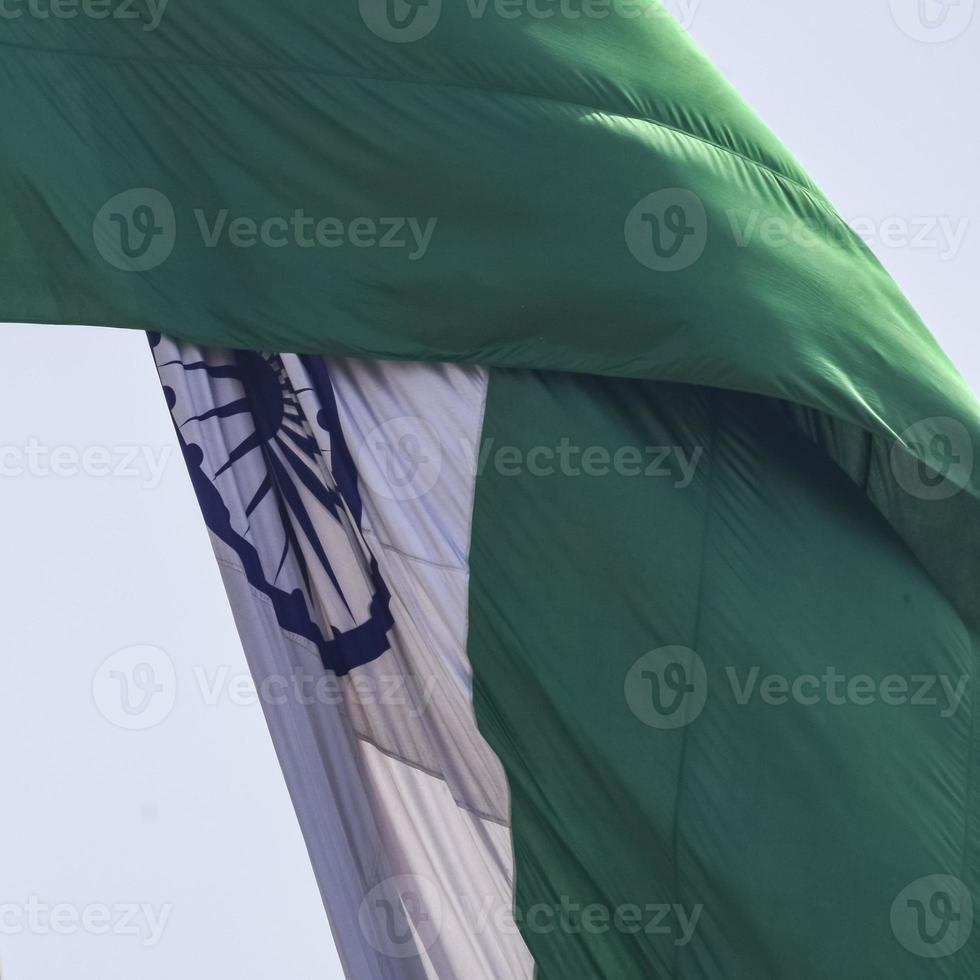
<box><xmin>2</xmin><ymin>1</ymin><xmax>979</xmax><ymax>976</ymax></box>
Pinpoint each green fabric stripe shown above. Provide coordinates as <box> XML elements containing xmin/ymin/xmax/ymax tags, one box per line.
<box><xmin>469</xmin><ymin>369</ymin><xmax>979</xmax><ymax>977</ymax></box>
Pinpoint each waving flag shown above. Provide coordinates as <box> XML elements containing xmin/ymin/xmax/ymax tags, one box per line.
<box><xmin>3</xmin><ymin>2</ymin><xmax>980</xmax><ymax>976</ymax></box>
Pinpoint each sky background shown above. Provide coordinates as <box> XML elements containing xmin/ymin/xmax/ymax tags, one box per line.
<box><xmin>1</xmin><ymin>2</ymin><xmax>977</xmax><ymax>977</ymax></box>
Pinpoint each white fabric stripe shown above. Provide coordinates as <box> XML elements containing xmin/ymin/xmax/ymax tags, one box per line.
<box><xmin>328</xmin><ymin>357</ymin><xmax>510</xmax><ymax>823</ymax></box>
<box><xmin>357</xmin><ymin>740</ymin><xmax>529</xmax><ymax>979</ymax></box>
<box><xmin>152</xmin><ymin>338</ymin><xmax>532</xmax><ymax>979</ymax></box>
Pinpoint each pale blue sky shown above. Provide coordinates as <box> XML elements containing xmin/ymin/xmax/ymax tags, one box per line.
<box><xmin>1</xmin><ymin>2</ymin><xmax>977</xmax><ymax>977</ymax></box>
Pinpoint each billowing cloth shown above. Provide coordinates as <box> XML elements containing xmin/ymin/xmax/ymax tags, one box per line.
<box><xmin>3</xmin><ymin>4</ymin><xmax>979</xmax><ymax>976</ymax></box>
